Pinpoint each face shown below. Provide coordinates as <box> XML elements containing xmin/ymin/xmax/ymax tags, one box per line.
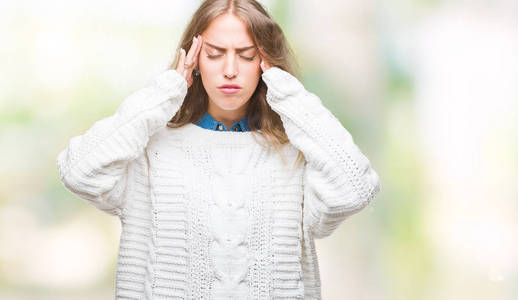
<box><xmin>198</xmin><ymin>13</ymin><xmax>262</xmax><ymax>118</ymax></box>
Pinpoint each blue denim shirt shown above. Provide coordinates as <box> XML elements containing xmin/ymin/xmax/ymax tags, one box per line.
<box><xmin>194</xmin><ymin>111</ymin><xmax>250</xmax><ymax>132</ymax></box>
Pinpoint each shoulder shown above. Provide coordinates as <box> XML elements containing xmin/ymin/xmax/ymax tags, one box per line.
<box><xmin>268</xmin><ymin>142</ymin><xmax>305</xmax><ymax>170</ymax></box>
<box><xmin>281</xmin><ymin>142</ymin><xmax>301</xmax><ymax>158</ymax></box>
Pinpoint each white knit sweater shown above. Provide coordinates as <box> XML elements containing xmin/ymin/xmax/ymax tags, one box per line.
<box><xmin>56</xmin><ymin>66</ymin><xmax>381</xmax><ymax>299</ymax></box>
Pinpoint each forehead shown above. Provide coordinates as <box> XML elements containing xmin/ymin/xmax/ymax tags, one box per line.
<box><xmin>202</xmin><ymin>13</ymin><xmax>254</xmax><ymax>48</ymax></box>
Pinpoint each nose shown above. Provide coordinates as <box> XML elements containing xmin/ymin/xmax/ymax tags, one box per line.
<box><xmin>223</xmin><ymin>53</ymin><xmax>238</xmax><ymax>79</ymax></box>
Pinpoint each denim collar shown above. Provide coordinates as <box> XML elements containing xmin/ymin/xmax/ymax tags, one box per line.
<box><xmin>195</xmin><ymin>111</ymin><xmax>249</xmax><ymax>132</ymax></box>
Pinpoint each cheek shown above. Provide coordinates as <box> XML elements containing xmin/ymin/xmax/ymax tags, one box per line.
<box><xmin>198</xmin><ymin>57</ymin><xmax>210</xmax><ymax>72</ymax></box>
<box><xmin>243</xmin><ymin>64</ymin><xmax>262</xmax><ymax>81</ymax></box>
<box><xmin>198</xmin><ymin>60</ymin><xmax>219</xmax><ymax>82</ymax></box>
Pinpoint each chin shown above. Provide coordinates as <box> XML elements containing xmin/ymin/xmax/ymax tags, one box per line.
<box><xmin>215</xmin><ymin>103</ymin><xmax>243</xmax><ymax>111</ymax></box>
<box><xmin>213</xmin><ymin>98</ymin><xmax>248</xmax><ymax>111</ymax></box>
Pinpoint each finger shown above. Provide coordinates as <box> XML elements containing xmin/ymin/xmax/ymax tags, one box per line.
<box><xmin>185</xmin><ymin>36</ymin><xmax>199</xmax><ymax>69</ymax></box>
<box><xmin>194</xmin><ymin>35</ymin><xmax>203</xmax><ymax>69</ymax></box>
<box><xmin>179</xmin><ymin>48</ymin><xmax>187</xmax><ymax>78</ymax></box>
<box><xmin>258</xmin><ymin>47</ymin><xmax>269</xmax><ymax>69</ymax></box>
<box><xmin>178</xmin><ymin>48</ymin><xmax>186</xmax><ymax>73</ymax></box>
<box><xmin>193</xmin><ymin>35</ymin><xmax>202</xmax><ymax>60</ymax></box>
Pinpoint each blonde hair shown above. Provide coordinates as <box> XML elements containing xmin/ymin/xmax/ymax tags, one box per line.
<box><xmin>167</xmin><ymin>0</ymin><xmax>305</xmax><ymax>169</ymax></box>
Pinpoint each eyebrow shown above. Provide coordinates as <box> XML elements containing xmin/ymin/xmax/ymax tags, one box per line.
<box><xmin>204</xmin><ymin>41</ymin><xmax>256</xmax><ymax>52</ymax></box>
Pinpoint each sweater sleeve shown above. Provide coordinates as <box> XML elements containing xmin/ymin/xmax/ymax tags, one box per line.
<box><xmin>261</xmin><ymin>66</ymin><xmax>382</xmax><ymax>239</ymax></box>
<box><xmin>56</xmin><ymin>69</ymin><xmax>188</xmax><ymax>217</ymax></box>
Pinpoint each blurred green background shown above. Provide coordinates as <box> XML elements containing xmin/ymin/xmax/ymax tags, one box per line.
<box><xmin>1</xmin><ymin>0</ymin><xmax>517</xmax><ymax>299</ymax></box>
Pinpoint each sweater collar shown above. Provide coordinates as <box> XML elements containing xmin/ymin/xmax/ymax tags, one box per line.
<box><xmin>195</xmin><ymin>111</ymin><xmax>249</xmax><ymax>132</ymax></box>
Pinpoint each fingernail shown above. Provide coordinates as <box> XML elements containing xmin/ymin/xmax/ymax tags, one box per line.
<box><xmin>193</xmin><ymin>36</ymin><xmax>197</xmax><ymax>43</ymax></box>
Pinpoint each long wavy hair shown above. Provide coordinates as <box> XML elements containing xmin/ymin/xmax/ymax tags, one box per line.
<box><xmin>167</xmin><ymin>0</ymin><xmax>305</xmax><ymax>169</ymax></box>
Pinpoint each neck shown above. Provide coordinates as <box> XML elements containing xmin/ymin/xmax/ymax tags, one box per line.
<box><xmin>207</xmin><ymin>103</ymin><xmax>247</xmax><ymax>129</ymax></box>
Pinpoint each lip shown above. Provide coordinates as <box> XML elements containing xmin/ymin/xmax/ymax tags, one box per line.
<box><xmin>218</xmin><ymin>84</ymin><xmax>242</xmax><ymax>94</ymax></box>
<box><xmin>219</xmin><ymin>84</ymin><xmax>242</xmax><ymax>89</ymax></box>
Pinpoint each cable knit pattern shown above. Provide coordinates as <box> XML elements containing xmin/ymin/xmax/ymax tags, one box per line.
<box><xmin>210</xmin><ymin>148</ymin><xmax>252</xmax><ymax>298</ymax></box>
<box><xmin>56</xmin><ymin>67</ymin><xmax>381</xmax><ymax>299</ymax></box>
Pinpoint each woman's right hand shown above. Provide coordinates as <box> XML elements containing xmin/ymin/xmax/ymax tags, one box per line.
<box><xmin>176</xmin><ymin>35</ymin><xmax>203</xmax><ymax>88</ymax></box>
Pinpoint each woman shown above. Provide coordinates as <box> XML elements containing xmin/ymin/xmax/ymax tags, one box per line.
<box><xmin>56</xmin><ymin>0</ymin><xmax>382</xmax><ymax>299</ymax></box>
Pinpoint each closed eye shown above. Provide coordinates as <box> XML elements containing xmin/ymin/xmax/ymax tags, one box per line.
<box><xmin>207</xmin><ymin>55</ymin><xmax>255</xmax><ymax>61</ymax></box>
